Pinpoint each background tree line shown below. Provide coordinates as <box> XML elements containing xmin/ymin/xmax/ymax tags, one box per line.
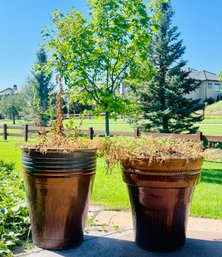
<box><xmin>0</xmin><ymin>0</ymin><xmax>205</xmax><ymax>133</ymax></box>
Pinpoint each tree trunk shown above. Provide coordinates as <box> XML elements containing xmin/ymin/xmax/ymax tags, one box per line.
<box><xmin>105</xmin><ymin>112</ymin><xmax>110</xmax><ymax>136</ymax></box>
<box><xmin>12</xmin><ymin>115</ymin><xmax>15</xmax><ymax>125</ymax></box>
<box><xmin>162</xmin><ymin>116</ymin><xmax>169</xmax><ymax>133</ymax></box>
<box><xmin>40</xmin><ymin>113</ymin><xmax>44</xmax><ymax>126</ymax></box>
<box><xmin>159</xmin><ymin>73</ymin><xmax>168</xmax><ymax>133</ymax></box>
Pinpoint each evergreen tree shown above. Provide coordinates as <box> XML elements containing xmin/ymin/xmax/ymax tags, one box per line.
<box><xmin>33</xmin><ymin>47</ymin><xmax>55</xmax><ymax>126</ymax></box>
<box><xmin>133</xmin><ymin>1</ymin><xmax>203</xmax><ymax>133</ymax></box>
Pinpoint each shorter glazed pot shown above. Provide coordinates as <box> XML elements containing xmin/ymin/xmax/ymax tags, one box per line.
<box><xmin>122</xmin><ymin>157</ymin><xmax>203</xmax><ymax>252</ymax></box>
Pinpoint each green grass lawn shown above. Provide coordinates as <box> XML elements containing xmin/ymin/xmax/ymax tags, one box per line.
<box><xmin>200</xmin><ymin>118</ymin><xmax>222</xmax><ymax>124</ymax></box>
<box><xmin>205</xmin><ymin>100</ymin><xmax>222</xmax><ymax>115</ymax></box>
<box><xmin>0</xmin><ymin>138</ymin><xmax>23</xmax><ymax>170</ymax></box>
<box><xmin>63</xmin><ymin>118</ymin><xmax>134</xmax><ymax>132</ymax></box>
<box><xmin>92</xmin><ymin>159</ymin><xmax>129</xmax><ymax>209</ymax></box>
<box><xmin>198</xmin><ymin>115</ymin><xmax>222</xmax><ymax>136</ymax></box>
<box><xmin>0</xmin><ymin>118</ymin><xmax>28</xmax><ymax>126</ymax></box>
<box><xmin>198</xmin><ymin>125</ymin><xmax>222</xmax><ymax>136</ymax></box>
<box><xmin>0</xmin><ymin>138</ymin><xmax>222</xmax><ymax>219</ymax></box>
<box><xmin>191</xmin><ymin>161</ymin><xmax>222</xmax><ymax>219</ymax></box>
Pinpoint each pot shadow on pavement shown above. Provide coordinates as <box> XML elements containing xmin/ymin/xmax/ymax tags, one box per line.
<box><xmin>30</xmin><ymin>235</ymin><xmax>222</xmax><ymax>257</ymax></box>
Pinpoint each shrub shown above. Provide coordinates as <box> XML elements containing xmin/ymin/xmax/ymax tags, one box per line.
<box><xmin>0</xmin><ymin>160</ymin><xmax>30</xmax><ymax>257</ymax></box>
<box><xmin>205</xmin><ymin>97</ymin><xmax>215</xmax><ymax>105</ymax></box>
<box><xmin>216</xmin><ymin>95</ymin><xmax>222</xmax><ymax>101</ymax></box>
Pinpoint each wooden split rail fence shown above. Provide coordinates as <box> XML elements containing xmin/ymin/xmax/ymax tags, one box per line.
<box><xmin>0</xmin><ymin>124</ymin><xmax>222</xmax><ymax>147</ymax></box>
<box><xmin>0</xmin><ymin>124</ymin><xmax>139</xmax><ymax>142</ymax></box>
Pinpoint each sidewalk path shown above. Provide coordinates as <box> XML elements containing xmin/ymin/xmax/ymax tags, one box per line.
<box><xmin>14</xmin><ymin>206</ymin><xmax>222</xmax><ymax>257</ymax></box>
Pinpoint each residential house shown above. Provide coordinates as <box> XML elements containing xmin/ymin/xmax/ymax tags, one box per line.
<box><xmin>187</xmin><ymin>69</ymin><xmax>222</xmax><ymax>103</ymax></box>
<box><xmin>119</xmin><ymin>68</ymin><xmax>222</xmax><ymax>103</ymax></box>
<box><xmin>0</xmin><ymin>85</ymin><xmax>18</xmax><ymax>97</ymax></box>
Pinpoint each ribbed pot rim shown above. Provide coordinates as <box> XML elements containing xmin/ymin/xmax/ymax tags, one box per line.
<box><xmin>122</xmin><ymin>156</ymin><xmax>204</xmax><ymax>165</ymax></box>
<box><xmin>124</xmin><ymin>156</ymin><xmax>203</xmax><ymax>162</ymax></box>
<box><xmin>21</xmin><ymin>146</ymin><xmax>97</xmax><ymax>153</ymax></box>
<box><xmin>122</xmin><ymin>156</ymin><xmax>203</xmax><ymax>172</ymax></box>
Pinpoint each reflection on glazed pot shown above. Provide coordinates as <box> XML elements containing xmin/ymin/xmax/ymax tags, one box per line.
<box><xmin>122</xmin><ymin>157</ymin><xmax>203</xmax><ymax>252</ymax></box>
<box><xmin>22</xmin><ymin>148</ymin><xmax>96</xmax><ymax>250</ymax></box>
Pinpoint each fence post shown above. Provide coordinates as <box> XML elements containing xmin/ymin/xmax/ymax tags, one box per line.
<box><xmin>196</xmin><ymin>131</ymin><xmax>203</xmax><ymax>142</ymax></box>
<box><xmin>134</xmin><ymin>128</ymin><xmax>140</xmax><ymax>138</ymax></box>
<box><xmin>3</xmin><ymin>124</ymin><xmax>7</xmax><ymax>140</ymax></box>
<box><xmin>89</xmin><ymin>127</ymin><xmax>94</xmax><ymax>140</ymax></box>
<box><xmin>24</xmin><ymin>124</ymin><xmax>29</xmax><ymax>142</ymax></box>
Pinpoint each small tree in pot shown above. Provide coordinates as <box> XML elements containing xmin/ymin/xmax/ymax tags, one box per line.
<box><xmin>99</xmin><ymin>135</ymin><xmax>209</xmax><ymax>252</ymax></box>
<box><xmin>21</xmin><ymin>79</ymin><xmax>99</xmax><ymax>250</ymax></box>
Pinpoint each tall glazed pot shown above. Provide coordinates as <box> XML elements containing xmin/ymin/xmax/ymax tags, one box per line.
<box><xmin>21</xmin><ymin>147</ymin><xmax>96</xmax><ymax>250</ymax></box>
<box><xmin>122</xmin><ymin>157</ymin><xmax>203</xmax><ymax>252</ymax></box>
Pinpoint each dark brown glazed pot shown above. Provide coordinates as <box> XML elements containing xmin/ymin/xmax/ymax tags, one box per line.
<box><xmin>21</xmin><ymin>147</ymin><xmax>96</xmax><ymax>250</ymax></box>
<box><xmin>122</xmin><ymin>157</ymin><xmax>203</xmax><ymax>252</ymax></box>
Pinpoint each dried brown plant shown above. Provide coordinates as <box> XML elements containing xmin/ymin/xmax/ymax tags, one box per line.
<box><xmin>97</xmin><ymin>135</ymin><xmax>215</xmax><ymax>171</ymax></box>
<box><xmin>23</xmin><ymin>76</ymin><xmax>99</xmax><ymax>154</ymax></box>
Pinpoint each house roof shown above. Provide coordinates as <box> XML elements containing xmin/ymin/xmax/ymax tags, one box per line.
<box><xmin>0</xmin><ymin>88</ymin><xmax>14</xmax><ymax>95</ymax></box>
<box><xmin>0</xmin><ymin>86</ymin><xmax>19</xmax><ymax>96</ymax></box>
<box><xmin>187</xmin><ymin>69</ymin><xmax>219</xmax><ymax>82</ymax></box>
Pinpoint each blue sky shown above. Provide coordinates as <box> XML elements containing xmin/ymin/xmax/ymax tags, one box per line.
<box><xmin>0</xmin><ymin>0</ymin><xmax>222</xmax><ymax>91</ymax></box>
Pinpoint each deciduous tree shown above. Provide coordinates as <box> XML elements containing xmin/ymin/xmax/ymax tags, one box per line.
<box><xmin>0</xmin><ymin>93</ymin><xmax>23</xmax><ymax>124</ymax></box>
<box><xmin>44</xmin><ymin>0</ymin><xmax>152</xmax><ymax>135</ymax></box>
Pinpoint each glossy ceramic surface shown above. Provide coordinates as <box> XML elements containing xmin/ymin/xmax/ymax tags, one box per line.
<box><xmin>122</xmin><ymin>158</ymin><xmax>203</xmax><ymax>252</ymax></box>
<box><xmin>22</xmin><ymin>148</ymin><xmax>96</xmax><ymax>250</ymax></box>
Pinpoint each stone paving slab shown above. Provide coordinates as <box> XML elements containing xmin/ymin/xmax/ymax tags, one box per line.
<box><xmin>93</xmin><ymin>210</ymin><xmax>133</xmax><ymax>228</ymax></box>
<box><xmin>188</xmin><ymin>217</ymin><xmax>222</xmax><ymax>233</ymax></box>
<box><xmin>14</xmin><ymin>230</ymin><xmax>222</xmax><ymax>257</ymax></box>
<box><xmin>14</xmin><ymin>209</ymin><xmax>222</xmax><ymax>257</ymax></box>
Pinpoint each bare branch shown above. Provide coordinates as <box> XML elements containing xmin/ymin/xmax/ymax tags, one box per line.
<box><xmin>106</xmin><ymin>65</ymin><xmax>109</xmax><ymax>89</ymax></box>
<box><xmin>110</xmin><ymin>47</ymin><xmax>122</xmax><ymax>84</ymax></box>
<box><xmin>110</xmin><ymin>61</ymin><xmax>131</xmax><ymax>93</ymax></box>
<box><xmin>84</xmin><ymin>73</ymin><xmax>102</xmax><ymax>103</ymax></box>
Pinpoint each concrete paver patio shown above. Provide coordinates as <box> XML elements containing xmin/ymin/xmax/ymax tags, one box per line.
<box><xmin>14</xmin><ymin>206</ymin><xmax>222</xmax><ymax>257</ymax></box>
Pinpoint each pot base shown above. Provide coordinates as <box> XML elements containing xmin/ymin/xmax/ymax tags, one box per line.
<box><xmin>136</xmin><ymin>239</ymin><xmax>185</xmax><ymax>252</ymax></box>
<box><xmin>34</xmin><ymin>237</ymin><xmax>83</xmax><ymax>250</ymax></box>
<box><xmin>128</xmin><ymin>185</ymin><xmax>188</xmax><ymax>252</ymax></box>
<box><xmin>135</xmin><ymin>218</ymin><xmax>185</xmax><ymax>252</ymax></box>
